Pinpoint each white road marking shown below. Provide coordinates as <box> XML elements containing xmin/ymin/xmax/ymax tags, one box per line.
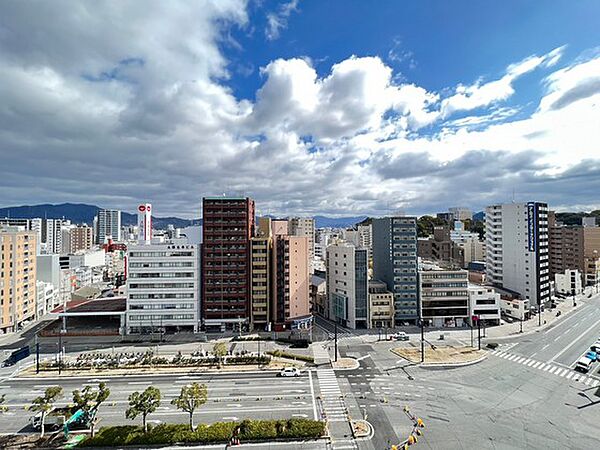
<box><xmin>532</xmin><ymin>362</ymin><xmax>541</xmax><ymax>368</ymax></box>
<box><xmin>308</xmin><ymin>369</ymin><xmax>318</xmax><ymax>421</ymax></box>
<box><xmin>566</xmin><ymin>372</ymin><xmax>574</xmax><ymax>380</ymax></box>
<box><xmin>527</xmin><ymin>360</ymin><xmax>536</xmax><ymax>367</ymax></box>
<box><xmin>549</xmin><ymin>367</ymin><xmax>558</xmax><ymax>374</ymax></box>
<box><xmin>541</xmin><ymin>344</ymin><xmax>550</xmax><ymax>351</ymax></box>
<box><xmin>543</xmin><ymin>365</ymin><xmax>552</xmax><ymax>371</ymax></box>
<box><xmin>356</xmin><ymin>354</ymin><xmax>371</xmax><ymax>361</ymax></box>
<box><xmin>551</xmin><ymin>317</ymin><xmax>600</xmax><ymax>362</ymax></box>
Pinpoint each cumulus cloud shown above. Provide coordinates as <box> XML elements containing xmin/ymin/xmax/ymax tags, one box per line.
<box><xmin>1</xmin><ymin>2</ymin><xmax>600</xmax><ymax>217</ymax></box>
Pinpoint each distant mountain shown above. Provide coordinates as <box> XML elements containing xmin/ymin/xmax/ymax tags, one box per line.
<box><xmin>473</xmin><ymin>211</ymin><xmax>485</xmax><ymax>221</ymax></box>
<box><xmin>314</xmin><ymin>215</ymin><xmax>367</xmax><ymax>228</ymax></box>
<box><xmin>0</xmin><ymin>203</ymin><xmax>366</xmax><ymax>230</ymax></box>
<box><xmin>0</xmin><ymin>203</ymin><xmax>199</xmax><ymax>230</ymax></box>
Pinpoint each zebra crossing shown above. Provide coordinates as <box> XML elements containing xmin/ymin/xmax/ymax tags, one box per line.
<box><xmin>312</xmin><ymin>343</ymin><xmax>332</xmax><ymax>365</ymax></box>
<box><xmin>491</xmin><ymin>349</ymin><xmax>600</xmax><ymax>388</ymax></box>
<box><xmin>317</xmin><ymin>368</ymin><xmax>358</xmax><ymax>450</ymax></box>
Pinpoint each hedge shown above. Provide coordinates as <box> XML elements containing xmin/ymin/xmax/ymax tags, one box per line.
<box><xmin>267</xmin><ymin>350</ymin><xmax>314</xmax><ymax>363</ymax></box>
<box><xmin>80</xmin><ymin>419</ymin><xmax>326</xmax><ymax>447</ymax></box>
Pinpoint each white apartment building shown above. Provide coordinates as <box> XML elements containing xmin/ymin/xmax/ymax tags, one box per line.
<box><xmin>500</xmin><ymin>297</ymin><xmax>530</xmax><ymax>321</ymax></box>
<box><xmin>326</xmin><ymin>241</ymin><xmax>368</xmax><ymax>329</ymax></box>
<box><xmin>449</xmin><ymin>207</ymin><xmax>473</xmax><ymax>222</ymax></box>
<box><xmin>96</xmin><ymin>209</ymin><xmax>121</xmax><ymax>244</ymax></box>
<box><xmin>468</xmin><ymin>285</ymin><xmax>501</xmax><ymax>325</ymax></box>
<box><xmin>36</xmin><ymin>280</ymin><xmax>57</xmax><ymax>318</ymax></box>
<box><xmin>126</xmin><ymin>240</ymin><xmax>199</xmax><ymax>333</ymax></box>
<box><xmin>485</xmin><ymin>202</ymin><xmax>550</xmax><ymax>309</ymax></box>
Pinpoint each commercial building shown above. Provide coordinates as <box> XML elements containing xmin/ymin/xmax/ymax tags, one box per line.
<box><xmin>372</xmin><ymin>216</ymin><xmax>419</xmax><ymax>324</ymax></box>
<box><xmin>450</xmin><ymin>221</ymin><xmax>485</xmax><ymax>268</ymax></box>
<box><xmin>485</xmin><ymin>202</ymin><xmax>550</xmax><ymax>310</ymax></box>
<box><xmin>500</xmin><ymin>297</ymin><xmax>530</xmax><ymax>321</ymax></box>
<box><xmin>368</xmin><ymin>280</ymin><xmax>394</xmax><ymax>329</ymax></box>
<box><xmin>126</xmin><ymin>239</ymin><xmax>200</xmax><ymax>333</ymax></box>
<box><xmin>310</xmin><ymin>274</ymin><xmax>326</xmax><ymax>317</ymax></box>
<box><xmin>201</xmin><ymin>197</ymin><xmax>254</xmax><ymax>332</ymax></box>
<box><xmin>36</xmin><ymin>280</ymin><xmax>57</xmax><ymax>319</ymax></box>
<box><xmin>420</xmin><ymin>264</ymin><xmax>469</xmax><ymax>327</ymax></box>
<box><xmin>0</xmin><ymin>226</ymin><xmax>37</xmax><ymax>333</ymax></box>
<box><xmin>96</xmin><ymin>209</ymin><xmax>121</xmax><ymax>244</ymax></box>
<box><xmin>468</xmin><ymin>285</ymin><xmax>501</xmax><ymax>326</ymax></box>
<box><xmin>326</xmin><ymin>241</ymin><xmax>368</xmax><ymax>329</ymax></box>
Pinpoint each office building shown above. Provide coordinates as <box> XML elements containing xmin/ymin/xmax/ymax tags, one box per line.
<box><xmin>485</xmin><ymin>202</ymin><xmax>550</xmax><ymax>309</ymax></box>
<box><xmin>201</xmin><ymin>197</ymin><xmax>255</xmax><ymax>332</ymax></box>
<box><xmin>1</xmin><ymin>226</ymin><xmax>37</xmax><ymax>333</ymax></box>
<box><xmin>126</xmin><ymin>239</ymin><xmax>200</xmax><ymax>333</ymax></box>
<box><xmin>372</xmin><ymin>216</ymin><xmax>419</xmax><ymax>324</ymax></box>
<box><xmin>96</xmin><ymin>209</ymin><xmax>121</xmax><ymax>244</ymax></box>
<box><xmin>326</xmin><ymin>241</ymin><xmax>368</xmax><ymax>329</ymax></box>
<box><xmin>368</xmin><ymin>280</ymin><xmax>394</xmax><ymax>329</ymax></box>
<box><xmin>420</xmin><ymin>263</ymin><xmax>469</xmax><ymax>327</ymax></box>
<box><xmin>555</xmin><ymin>269</ymin><xmax>583</xmax><ymax>296</ymax></box>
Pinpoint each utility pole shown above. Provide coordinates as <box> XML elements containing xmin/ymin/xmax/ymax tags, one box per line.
<box><xmin>538</xmin><ymin>299</ymin><xmax>542</xmax><ymax>327</ymax></box>
<box><xmin>519</xmin><ymin>317</ymin><xmax>523</xmax><ymax>333</ymax></box>
<box><xmin>420</xmin><ymin>319</ymin><xmax>425</xmax><ymax>363</ymax></box>
<box><xmin>470</xmin><ymin>321</ymin><xmax>474</xmax><ymax>347</ymax></box>
<box><xmin>35</xmin><ymin>334</ymin><xmax>40</xmax><ymax>374</ymax></box>
<box><xmin>58</xmin><ymin>331</ymin><xmax>63</xmax><ymax>375</ymax></box>
<box><xmin>334</xmin><ymin>322</ymin><xmax>338</xmax><ymax>363</ymax></box>
<box><xmin>477</xmin><ymin>315</ymin><xmax>481</xmax><ymax>350</ymax></box>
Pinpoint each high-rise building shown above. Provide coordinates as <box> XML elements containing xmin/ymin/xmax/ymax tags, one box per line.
<box><xmin>289</xmin><ymin>217</ymin><xmax>315</xmax><ymax>264</ymax></box>
<box><xmin>326</xmin><ymin>241</ymin><xmax>368</xmax><ymax>329</ymax></box>
<box><xmin>485</xmin><ymin>202</ymin><xmax>550</xmax><ymax>309</ymax></box>
<box><xmin>96</xmin><ymin>209</ymin><xmax>121</xmax><ymax>244</ymax></box>
<box><xmin>126</xmin><ymin>240</ymin><xmax>199</xmax><ymax>333</ymax></box>
<box><xmin>372</xmin><ymin>216</ymin><xmax>419</xmax><ymax>324</ymax></box>
<box><xmin>1</xmin><ymin>226</ymin><xmax>37</xmax><ymax>333</ymax></box>
<box><xmin>62</xmin><ymin>225</ymin><xmax>94</xmax><ymax>254</ymax></box>
<box><xmin>548</xmin><ymin>212</ymin><xmax>600</xmax><ymax>286</ymax></box>
<box><xmin>0</xmin><ymin>218</ymin><xmax>67</xmax><ymax>254</ymax></box>
<box><xmin>272</xmin><ymin>234</ymin><xmax>310</xmax><ymax>329</ymax></box>
<box><xmin>201</xmin><ymin>197</ymin><xmax>255</xmax><ymax>332</ymax></box>
<box><xmin>137</xmin><ymin>203</ymin><xmax>152</xmax><ymax>244</ymax></box>
<box><xmin>250</xmin><ymin>221</ymin><xmax>272</xmax><ymax>330</ymax></box>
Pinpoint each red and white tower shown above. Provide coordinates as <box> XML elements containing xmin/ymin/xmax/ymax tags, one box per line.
<box><xmin>137</xmin><ymin>203</ymin><xmax>152</xmax><ymax>244</ymax></box>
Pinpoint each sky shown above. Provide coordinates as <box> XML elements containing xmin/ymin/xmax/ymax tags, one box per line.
<box><xmin>1</xmin><ymin>1</ymin><xmax>600</xmax><ymax>218</ymax></box>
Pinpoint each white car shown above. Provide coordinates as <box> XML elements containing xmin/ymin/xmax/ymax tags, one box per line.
<box><xmin>279</xmin><ymin>367</ymin><xmax>301</xmax><ymax>377</ymax></box>
<box><xmin>392</xmin><ymin>332</ymin><xmax>410</xmax><ymax>341</ymax></box>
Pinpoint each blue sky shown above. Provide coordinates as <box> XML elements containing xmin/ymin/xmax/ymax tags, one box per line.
<box><xmin>1</xmin><ymin>1</ymin><xmax>600</xmax><ymax>217</ymax></box>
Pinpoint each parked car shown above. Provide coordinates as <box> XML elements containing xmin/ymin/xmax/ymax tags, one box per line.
<box><xmin>392</xmin><ymin>332</ymin><xmax>410</xmax><ymax>341</ymax></box>
<box><xmin>279</xmin><ymin>367</ymin><xmax>300</xmax><ymax>377</ymax></box>
<box><xmin>586</xmin><ymin>351</ymin><xmax>598</xmax><ymax>362</ymax></box>
<box><xmin>590</xmin><ymin>342</ymin><xmax>600</xmax><ymax>352</ymax></box>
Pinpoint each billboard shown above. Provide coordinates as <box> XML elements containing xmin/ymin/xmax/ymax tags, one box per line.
<box><xmin>137</xmin><ymin>203</ymin><xmax>152</xmax><ymax>244</ymax></box>
<box><xmin>527</xmin><ymin>202</ymin><xmax>537</xmax><ymax>252</ymax></box>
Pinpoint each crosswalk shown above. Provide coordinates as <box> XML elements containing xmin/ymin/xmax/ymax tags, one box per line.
<box><xmin>312</xmin><ymin>344</ymin><xmax>331</xmax><ymax>365</ymax></box>
<box><xmin>491</xmin><ymin>349</ymin><xmax>600</xmax><ymax>388</ymax></box>
<box><xmin>317</xmin><ymin>368</ymin><xmax>358</xmax><ymax>450</ymax></box>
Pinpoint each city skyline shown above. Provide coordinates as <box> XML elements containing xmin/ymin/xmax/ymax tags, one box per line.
<box><xmin>1</xmin><ymin>1</ymin><xmax>600</xmax><ymax>217</ymax></box>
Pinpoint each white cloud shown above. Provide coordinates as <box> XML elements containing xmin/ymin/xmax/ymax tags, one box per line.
<box><xmin>440</xmin><ymin>46</ymin><xmax>565</xmax><ymax>118</ymax></box>
<box><xmin>265</xmin><ymin>0</ymin><xmax>299</xmax><ymax>41</ymax></box>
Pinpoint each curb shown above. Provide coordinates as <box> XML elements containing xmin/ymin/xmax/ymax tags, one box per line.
<box><xmin>418</xmin><ymin>353</ymin><xmax>488</xmax><ymax>370</ymax></box>
<box><xmin>352</xmin><ymin>419</ymin><xmax>374</xmax><ymax>440</ymax></box>
<box><xmin>332</xmin><ymin>358</ymin><xmax>360</xmax><ymax>371</ymax></box>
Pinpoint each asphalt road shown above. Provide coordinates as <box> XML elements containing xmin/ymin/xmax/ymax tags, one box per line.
<box><xmin>0</xmin><ymin>371</ymin><xmax>320</xmax><ymax>434</ymax></box>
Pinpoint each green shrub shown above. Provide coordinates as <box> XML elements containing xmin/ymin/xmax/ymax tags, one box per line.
<box><xmin>80</xmin><ymin>419</ymin><xmax>325</xmax><ymax>447</ymax></box>
<box><xmin>267</xmin><ymin>350</ymin><xmax>314</xmax><ymax>363</ymax></box>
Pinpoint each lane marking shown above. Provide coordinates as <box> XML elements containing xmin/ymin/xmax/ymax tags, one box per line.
<box><xmin>566</xmin><ymin>372</ymin><xmax>574</xmax><ymax>380</ymax></box>
<box><xmin>308</xmin><ymin>369</ymin><xmax>318</xmax><ymax>421</ymax></box>
<box><xmin>549</xmin><ymin>367</ymin><xmax>557</xmax><ymax>374</ymax></box>
<box><xmin>551</xmin><ymin>317</ymin><xmax>600</xmax><ymax>363</ymax></box>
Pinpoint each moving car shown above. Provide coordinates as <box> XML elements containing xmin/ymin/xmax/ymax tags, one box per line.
<box><xmin>279</xmin><ymin>367</ymin><xmax>300</xmax><ymax>377</ymax></box>
<box><xmin>590</xmin><ymin>341</ymin><xmax>600</xmax><ymax>352</ymax></box>
<box><xmin>392</xmin><ymin>332</ymin><xmax>409</xmax><ymax>341</ymax></box>
<box><xmin>575</xmin><ymin>357</ymin><xmax>593</xmax><ymax>373</ymax></box>
<box><xmin>586</xmin><ymin>351</ymin><xmax>598</xmax><ymax>362</ymax></box>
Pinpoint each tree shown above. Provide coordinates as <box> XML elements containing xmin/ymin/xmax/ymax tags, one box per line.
<box><xmin>171</xmin><ymin>382</ymin><xmax>208</xmax><ymax>430</ymax></box>
<box><xmin>126</xmin><ymin>386</ymin><xmax>161</xmax><ymax>433</ymax></box>
<box><xmin>417</xmin><ymin>215</ymin><xmax>446</xmax><ymax>238</ymax></box>
<box><xmin>0</xmin><ymin>394</ymin><xmax>7</xmax><ymax>413</ymax></box>
<box><xmin>213</xmin><ymin>342</ymin><xmax>228</xmax><ymax>367</ymax></box>
<box><xmin>29</xmin><ymin>386</ymin><xmax>63</xmax><ymax>437</ymax></box>
<box><xmin>72</xmin><ymin>382</ymin><xmax>110</xmax><ymax>437</ymax></box>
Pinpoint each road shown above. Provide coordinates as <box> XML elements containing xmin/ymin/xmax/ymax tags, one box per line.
<box><xmin>0</xmin><ymin>371</ymin><xmax>320</xmax><ymax>434</ymax></box>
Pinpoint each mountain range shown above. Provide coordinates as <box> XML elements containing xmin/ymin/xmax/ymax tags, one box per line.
<box><xmin>0</xmin><ymin>203</ymin><xmax>367</xmax><ymax>229</ymax></box>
